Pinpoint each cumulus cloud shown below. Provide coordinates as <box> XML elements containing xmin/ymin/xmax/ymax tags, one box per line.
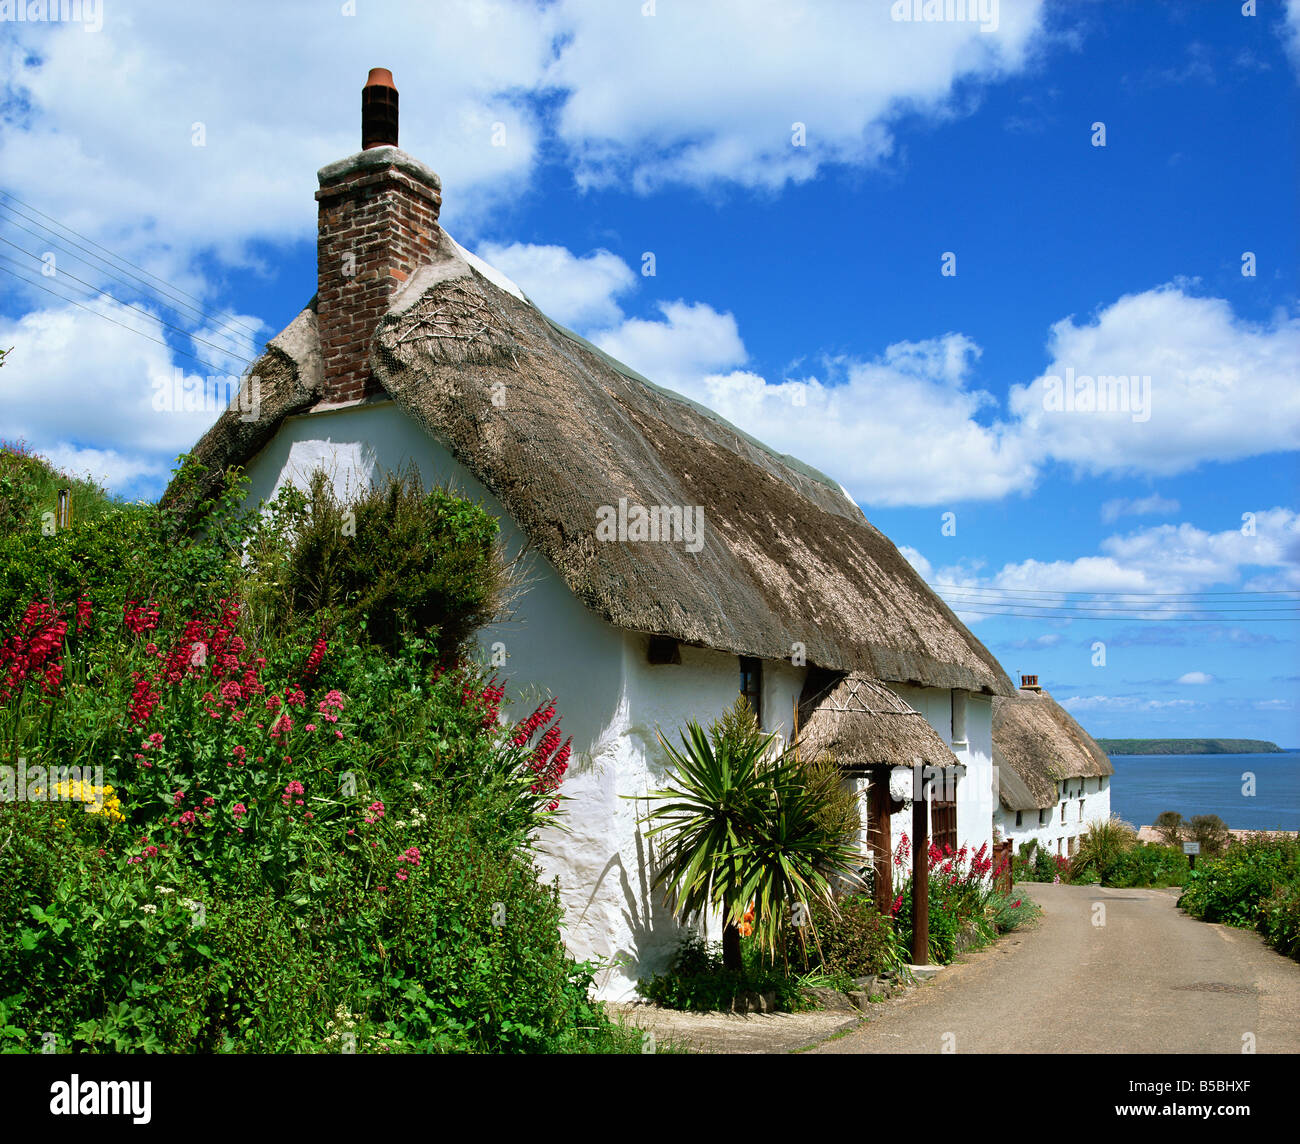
<box><xmin>485</xmin><ymin>242</ymin><xmax>1300</xmax><ymax>508</ymax></box>
<box><xmin>0</xmin><ymin>297</ymin><xmax>227</xmax><ymax>494</ymax></box>
<box><xmin>1008</xmin><ymin>288</ymin><xmax>1300</xmax><ymax>477</ymax></box>
<box><xmin>546</xmin><ymin>0</ymin><xmax>1046</xmax><ymax>190</ymax></box>
<box><xmin>591</xmin><ymin>300</ymin><xmax>748</xmax><ymax>392</ymax></box>
<box><xmin>474</xmin><ymin>243</ymin><xmax>636</xmax><ymax>330</ymax></box>
<box><xmin>1283</xmin><ymin>0</ymin><xmax>1300</xmax><ymax>73</ymax></box>
<box><xmin>1176</xmin><ymin>671</ymin><xmax>1214</xmax><ymax>685</ymax></box>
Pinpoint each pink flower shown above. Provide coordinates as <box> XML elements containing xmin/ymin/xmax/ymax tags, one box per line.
<box><xmin>305</xmin><ymin>724</ymin><xmax>317</xmax><ymax>732</ymax></box>
<box><xmin>232</xmin><ymin>803</ymin><xmax>247</xmax><ymax>818</ymax></box>
<box><xmin>395</xmin><ymin>869</ymin><xmax>408</xmax><ymax>881</ymax></box>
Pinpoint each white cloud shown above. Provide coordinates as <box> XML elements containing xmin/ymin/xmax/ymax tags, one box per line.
<box><xmin>1100</xmin><ymin>494</ymin><xmax>1180</xmax><ymax>524</ymax></box>
<box><xmin>546</xmin><ymin>0</ymin><xmax>1046</xmax><ymax>190</ymax></box>
<box><xmin>475</xmin><ymin>243</ymin><xmax>636</xmax><ymax>330</ymax></box>
<box><xmin>591</xmin><ymin>300</ymin><xmax>747</xmax><ymax>391</ymax></box>
<box><xmin>1177</xmin><ymin>671</ymin><xmax>1214</xmax><ymax>685</ymax></box>
<box><xmin>0</xmin><ymin>297</ymin><xmax>222</xmax><ymax>479</ymax></box>
<box><xmin>0</xmin><ymin>0</ymin><xmax>550</xmax><ymax>281</ymax></box>
<box><xmin>1008</xmin><ymin>288</ymin><xmax>1300</xmax><ymax>477</ymax></box>
<box><xmin>505</xmin><ymin>249</ymin><xmax>1299</xmax><ymax>508</ymax></box>
<box><xmin>1059</xmin><ymin>695</ymin><xmax>1201</xmax><ymax>713</ymax></box>
<box><xmin>1283</xmin><ymin>0</ymin><xmax>1300</xmax><ymax>73</ymax></box>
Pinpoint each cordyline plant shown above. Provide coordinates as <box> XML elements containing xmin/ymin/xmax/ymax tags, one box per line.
<box><xmin>639</xmin><ymin>697</ymin><xmax>862</xmax><ymax>970</ymax></box>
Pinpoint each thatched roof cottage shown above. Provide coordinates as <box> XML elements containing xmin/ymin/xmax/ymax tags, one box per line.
<box><xmin>993</xmin><ymin>674</ymin><xmax>1114</xmax><ymax>857</ymax></box>
<box><xmin>172</xmin><ymin>71</ymin><xmax>1017</xmax><ymax>996</ymax></box>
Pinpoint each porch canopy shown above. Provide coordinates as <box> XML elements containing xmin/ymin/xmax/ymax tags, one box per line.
<box><xmin>796</xmin><ymin>670</ymin><xmax>962</xmax><ymax>774</ymax></box>
<box><xmin>796</xmin><ymin>670</ymin><xmax>962</xmax><ymax>956</ymax></box>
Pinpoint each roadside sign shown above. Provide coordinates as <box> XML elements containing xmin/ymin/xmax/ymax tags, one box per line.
<box><xmin>1183</xmin><ymin>841</ymin><xmax>1201</xmax><ymax>855</ymax></box>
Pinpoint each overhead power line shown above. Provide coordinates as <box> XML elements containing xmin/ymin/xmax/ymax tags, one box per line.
<box><xmin>0</xmin><ymin>191</ymin><xmax>261</xmax><ymax>339</ymax></box>
<box><xmin>0</xmin><ymin>246</ymin><xmax>254</xmax><ymax>368</ymax></box>
<box><xmin>0</xmin><ymin>262</ymin><xmax>254</xmax><ymax>377</ymax></box>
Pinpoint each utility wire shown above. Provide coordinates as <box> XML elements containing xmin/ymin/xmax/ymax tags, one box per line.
<box><xmin>0</xmin><ymin>262</ymin><xmax>255</xmax><ymax>377</ymax></box>
<box><xmin>935</xmin><ymin>583</ymin><xmax>1298</xmax><ymax>599</ymax></box>
<box><xmin>0</xmin><ymin>245</ymin><xmax>255</xmax><ymax>367</ymax></box>
<box><xmin>0</xmin><ymin>192</ymin><xmax>262</xmax><ymax>339</ymax></box>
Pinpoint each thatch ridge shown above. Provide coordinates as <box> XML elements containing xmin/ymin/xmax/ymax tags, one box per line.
<box><xmin>993</xmin><ymin>686</ymin><xmax>1114</xmax><ymax>810</ymax></box>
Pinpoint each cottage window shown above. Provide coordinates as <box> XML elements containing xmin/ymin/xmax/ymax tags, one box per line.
<box><xmin>1039</xmin><ymin>809</ymin><xmax>1048</xmax><ymax>826</ymax></box>
<box><xmin>1015</xmin><ymin>810</ymin><xmax>1023</xmax><ymax>828</ymax></box>
<box><xmin>739</xmin><ymin>657</ymin><xmax>762</xmax><ymax>727</ymax></box>
<box><xmin>950</xmin><ymin>690</ymin><xmax>968</xmax><ymax>749</ymax></box>
<box><xmin>931</xmin><ymin>776</ymin><xmax>958</xmax><ymax>853</ymax></box>
<box><xmin>1060</xmin><ymin>802</ymin><xmax>1066</xmax><ymax>825</ymax></box>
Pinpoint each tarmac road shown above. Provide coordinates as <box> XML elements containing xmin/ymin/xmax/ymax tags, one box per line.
<box><xmin>809</xmin><ymin>882</ymin><xmax>1300</xmax><ymax>1054</ymax></box>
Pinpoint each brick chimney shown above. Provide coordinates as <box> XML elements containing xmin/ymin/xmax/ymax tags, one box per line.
<box><xmin>315</xmin><ymin>68</ymin><xmax>442</xmax><ymax>405</ymax></box>
<box><xmin>1020</xmin><ymin>674</ymin><xmax>1041</xmax><ymax>692</ymax></box>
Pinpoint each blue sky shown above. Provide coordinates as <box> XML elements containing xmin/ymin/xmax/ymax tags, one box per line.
<box><xmin>1</xmin><ymin>0</ymin><xmax>1297</xmax><ymax>743</ymax></box>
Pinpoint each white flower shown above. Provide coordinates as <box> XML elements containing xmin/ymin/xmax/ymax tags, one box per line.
<box><xmin>140</xmin><ymin>904</ymin><xmax>157</xmax><ymax>914</ymax></box>
<box><xmin>156</xmin><ymin>887</ymin><xmax>175</xmax><ymax>895</ymax></box>
<box><xmin>411</xmin><ymin>782</ymin><xmax>423</xmax><ymax>792</ymax></box>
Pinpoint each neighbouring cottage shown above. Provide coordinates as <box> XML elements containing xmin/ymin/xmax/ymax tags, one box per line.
<box><xmin>168</xmin><ymin>71</ymin><xmax>1016</xmax><ymax>998</ymax></box>
<box><xmin>993</xmin><ymin>674</ymin><xmax>1114</xmax><ymax>858</ymax></box>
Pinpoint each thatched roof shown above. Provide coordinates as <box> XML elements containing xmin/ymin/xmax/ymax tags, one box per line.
<box><xmin>796</xmin><ymin>671</ymin><xmax>962</xmax><ymax>771</ymax></box>
<box><xmin>993</xmin><ymin>686</ymin><xmax>1114</xmax><ymax>810</ymax></box>
<box><xmin>172</xmin><ymin>225</ymin><xmax>1015</xmax><ymax>696</ymax></box>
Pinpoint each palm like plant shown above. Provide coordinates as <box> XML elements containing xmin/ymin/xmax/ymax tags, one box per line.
<box><xmin>640</xmin><ymin>698</ymin><xmax>862</xmax><ymax>969</ymax></box>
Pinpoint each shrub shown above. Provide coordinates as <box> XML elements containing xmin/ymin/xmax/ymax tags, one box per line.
<box><xmin>984</xmin><ymin>889</ymin><xmax>1040</xmax><ymax>933</ymax></box>
<box><xmin>1260</xmin><ymin>881</ymin><xmax>1300</xmax><ymax>960</ymax></box>
<box><xmin>1153</xmin><ymin>811</ymin><xmax>1185</xmax><ymax>846</ymax></box>
<box><xmin>890</xmin><ymin>835</ymin><xmax>1000</xmax><ymax>964</ymax></box>
<box><xmin>1107</xmin><ymin>843</ymin><xmax>1189</xmax><ymax>889</ymax></box>
<box><xmin>0</xmin><ymin>459</ymin><xmax>642</xmax><ymax>1053</ymax></box>
<box><xmin>799</xmin><ymin>894</ymin><xmax>905</xmax><ymax>979</ymax></box>
<box><xmin>1189</xmin><ymin>814</ymin><xmax>1232</xmax><ymax>857</ymax></box>
<box><xmin>244</xmin><ymin>465</ymin><xmax>509</xmax><ymax>658</ymax></box>
<box><xmin>1179</xmin><ymin>833</ymin><xmax>1300</xmax><ymax>958</ymax></box>
<box><xmin>635</xmin><ymin>931</ymin><xmax>810</xmax><ymax>1013</ymax></box>
<box><xmin>1013</xmin><ymin>840</ymin><xmax>1071</xmax><ymax>883</ymax></box>
<box><xmin>1069</xmin><ymin>817</ymin><xmax>1138</xmax><ymax>885</ymax></box>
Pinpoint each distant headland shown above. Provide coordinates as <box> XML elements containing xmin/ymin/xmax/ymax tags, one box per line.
<box><xmin>1098</xmin><ymin>738</ymin><xmax>1284</xmax><ymax>756</ymax></box>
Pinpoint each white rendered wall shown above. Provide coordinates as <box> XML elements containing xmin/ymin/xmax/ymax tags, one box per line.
<box><xmin>239</xmin><ymin>400</ymin><xmax>819</xmax><ymax>998</ymax></box>
<box><xmin>882</xmin><ymin>685</ymin><xmax>995</xmax><ymax>872</ymax></box>
<box><xmin>995</xmin><ymin>775</ymin><xmax>1115</xmax><ymax>860</ymax></box>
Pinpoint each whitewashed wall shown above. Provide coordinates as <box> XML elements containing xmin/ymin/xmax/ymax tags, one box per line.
<box><xmin>994</xmin><ymin>774</ymin><xmax>1114</xmax><ymax>860</ymax></box>
<box><xmin>240</xmin><ymin>400</ymin><xmax>823</xmax><ymax>998</ymax></box>
<box><xmin>883</xmin><ymin>684</ymin><xmax>996</xmax><ymax>869</ymax></box>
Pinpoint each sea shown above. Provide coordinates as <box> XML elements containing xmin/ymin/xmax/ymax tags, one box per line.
<box><xmin>1108</xmin><ymin>751</ymin><xmax>1300</xmax><ymax>833</ymax></box>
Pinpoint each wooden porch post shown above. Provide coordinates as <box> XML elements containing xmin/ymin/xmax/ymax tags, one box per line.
<box><xmin>911</xmin><ymin>793</ymin><xmax>928</xmax><ymax>965</ymax></box>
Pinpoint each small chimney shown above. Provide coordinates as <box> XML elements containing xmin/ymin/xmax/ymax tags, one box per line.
<box><xmin>1020</xmin><ymin>674</ymin><xmax>1040</xmax><ymax>692</ymax></box>
<box><xmin>315</xmin><ymin>69</ymin><xmax>441</xmax><ymax>405</ymax></box>
<box><xmin>361</xmin><ymin>67</ymin><xmax>399</xmax><ymax>149</ymax></box>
